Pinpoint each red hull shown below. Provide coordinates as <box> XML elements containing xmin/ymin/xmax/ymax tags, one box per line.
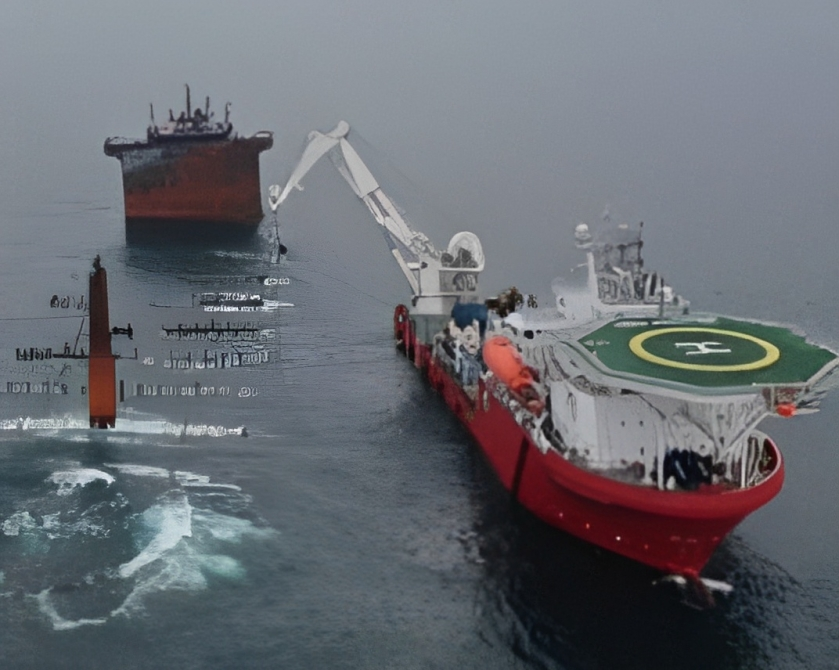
<box><xmin>105</xmin><ymin>134</ymin><xmax>272</xmax><ymax>225</ymax></box>
<box><xmin>396</xmin><ymin>306</ymin><xmax>785</xmax><ymax>576</ymax></box>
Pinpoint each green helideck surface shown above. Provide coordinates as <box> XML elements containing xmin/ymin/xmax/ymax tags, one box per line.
<box><xmin>578</xmin><ymin>316</ymin><xmax>837</xmax><ymax>388</ymax></box>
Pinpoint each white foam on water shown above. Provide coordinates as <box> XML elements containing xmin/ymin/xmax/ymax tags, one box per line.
<box><xmin>102</xmin><ymin>435</ymin><xmax>155</xmax><ymax>446</ymax></box>
<box><xmin>104</xmin><ymin>463</ymin><xmax>170</xmax><ymax>479</ymax></box>
<box><xmin>3</xmin><ymin>511</ymin><xmax>37</xmax><ymax>536</ymax></box>
<box><xmin>183</xmin><ymin>482</ymin><xmax>242</xmax><ymax>491</ymax></box>
<box><xmin>656</xmin><ymin>574</ymin><xmax>735</xmax><ymax>595</ymax></box>
<box><xmin>41</xmin><ymin>513</ymin><xmax>62</xmax><ymax>532</ymax></box>
<box><xmin>199</xmin><ymin>554</ymin><xmax>246</xmax><ymax>580</ymax></box>
<box><xmin>111</xmin><ymin>418</ymin><xmax>177</xmax><ymax>435</ymax></box>
<box><xmin>9</xmin><ymin>464</ymin><xmax>274</xmax><ymax>628</ymax></box>
<box><xmin>162</xmin><ymin>423</ymin><xmax>245</xmax><ymax>438</ymax></box>
<box><xmin>192</xmin><ymin>508</ymin><xmax>275</xmax><ymax>543</ymax></box>
<box><xmin>4</xmin><ymin>509</ymin><xmax>105</xmax><ymax>543</ymax></box>
<box><xmin>702</xmin><ymin>578</ymin><xmax>734</xmax><ymax>594</ymax></box>
<box><xmin>108</xmin><ymin>502</ymin><xmax>271</xmax><ymax>619</ymax></box>
<box><xmin>49</xmin><ymin>469</ymin><xmax>115</xmax><ymax>496</ymax></box>
<box><xmin>174</xmin><ymin>471</ymin><xmax>210</xmax><ymax>486</ymax></box>
<box><xmin>0</xmin><ymin>415</ymin><xmax>88</xmax><ymax>431</ymax></box>
<box><xmin>173</xmin><ymin>471</ymin><xmax>242</xmax><ymax>491</ymax></box>
<box><xmin>118</xmin><ymin>492</ymin><xmax>192</xmax><ymax>579</ymax></box>
<box><xmin>31</xmin><ymin>588</ymin><xmax>107</xmax><ymax>631</ymax></box>
<box><xmin>0</xmin><ymin>416</ymin><xmax>244</xmax><ymax>440</ymax></box>
<box><xmin>42</xmin><ymin>513</ymin><xmax>111</xmax><ymax>541</ymax></box>
<box><xmin>111</xmin><ymin>544</ymin><xmax>209</xmax><ymax>619</ymax></box>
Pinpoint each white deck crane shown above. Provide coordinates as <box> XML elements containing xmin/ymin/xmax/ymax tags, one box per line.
<box><xmin>269</xmin><ymin>121</ymin><xmax>484</xmax><ymax>314</ymax></box>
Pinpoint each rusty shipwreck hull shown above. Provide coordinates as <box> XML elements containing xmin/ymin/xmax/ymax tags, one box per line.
<box><xmin>105</xmin><ymin>132</ymin><xmax>273</xmax><ymax>225</ymax></box>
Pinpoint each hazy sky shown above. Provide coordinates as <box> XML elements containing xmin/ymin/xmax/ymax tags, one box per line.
<box><xmin>1</xmin><ymin>1</ymin><xmax>837</xmax><ymax>325</ymax></box>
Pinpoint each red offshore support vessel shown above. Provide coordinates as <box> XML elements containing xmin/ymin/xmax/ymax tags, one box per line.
<box><xmin>105</xmin><ymin>86</ymin><xmax>273</xmax><ymax>225</ymax></box>
<box><xmin>276</xmin><ymin>122</ymin><xmax>839</xmax><ymax>588</ymax></box>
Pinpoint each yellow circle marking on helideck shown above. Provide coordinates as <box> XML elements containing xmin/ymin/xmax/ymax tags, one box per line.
<box><xmin>628</xmin><ymin>327</ymin><xmax>780</xmax><ymax>372</ymax></box>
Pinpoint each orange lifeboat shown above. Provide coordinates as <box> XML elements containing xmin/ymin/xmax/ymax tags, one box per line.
<box><xmin>482</xmin><ymin>336</ymin><xmax>544</xmax><ymax>415</ymax></box>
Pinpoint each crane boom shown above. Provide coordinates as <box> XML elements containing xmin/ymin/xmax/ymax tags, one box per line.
<box><xmin>270</xmin><ymin>121</ymin><xmax>484</xmax><ymax>314</ymax></box>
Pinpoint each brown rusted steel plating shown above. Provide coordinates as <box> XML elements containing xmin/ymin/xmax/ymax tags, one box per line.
<box><xmin>88</xmin><ymin>265</ymin><xmax>116</xmax><ymax>428</ymax></box>
<box><xmin>106</xmin><ymin>133</ymin><xmax>273</xmax><ymax>225</ymax></box>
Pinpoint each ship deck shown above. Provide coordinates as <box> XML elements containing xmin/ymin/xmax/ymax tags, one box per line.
<box><xmin>574</xmin><ymin>315</ymin><xmax>837</xmax><ymax>390</ymax></box>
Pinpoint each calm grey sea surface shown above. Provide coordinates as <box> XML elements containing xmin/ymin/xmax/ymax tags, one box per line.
<box><xmin>1</xmin><ymin>2</ymin><xmax>838</xmax><ymax>669</ymax></box>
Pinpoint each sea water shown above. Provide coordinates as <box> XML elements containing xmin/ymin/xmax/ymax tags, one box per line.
<box><xmin>2</xmin><ymin>3</ymin><xmax>839</xmax><ymax>668</ymax></box>
<box><xmin>0</xmin><ymin>173</ymin><xmax>836</xmax><ymax>670</ymax></box>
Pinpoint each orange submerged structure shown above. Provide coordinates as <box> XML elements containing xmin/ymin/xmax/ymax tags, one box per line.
<box><xmin>88</xmin><ymin>258</ymin><xmax>116</xmax><ymax>428</ymax></box>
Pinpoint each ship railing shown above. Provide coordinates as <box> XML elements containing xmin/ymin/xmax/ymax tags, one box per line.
<box><xmin>432</xmin><ymin>333</ymin><xmax>482</xmax><ymax>394</ymax></box>
<box><xmin>482</xmin><ymin>372</ymin><xmax>548</xmax><ymax>434</ymax></box>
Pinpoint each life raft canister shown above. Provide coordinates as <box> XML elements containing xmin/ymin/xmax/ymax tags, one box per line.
<box><xmin>482</xmin><ymin>336</ymin><xmax>535</xmax><ymax>392</ymax></box>
<box><xmin>482</xmin><ymin>336</ymin><xmax>544</xmax><ymax>415</ymax></box>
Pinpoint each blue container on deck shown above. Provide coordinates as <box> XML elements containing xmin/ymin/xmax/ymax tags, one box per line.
<box><xmin>451</xmin><ymin>303</ymin><xmax>488</xmax><ymax>336</ymax></box>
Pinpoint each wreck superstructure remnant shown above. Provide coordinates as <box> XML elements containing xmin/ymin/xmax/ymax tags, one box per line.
<box><xmin>276</xmin><ymin>121</ymin><xmax>838</xmax><ymax>589</ymax></box>
<box><xmin>105</xmin><ymin>86</ymin><xmax>273</xmax><ymax>225</ymax></box>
